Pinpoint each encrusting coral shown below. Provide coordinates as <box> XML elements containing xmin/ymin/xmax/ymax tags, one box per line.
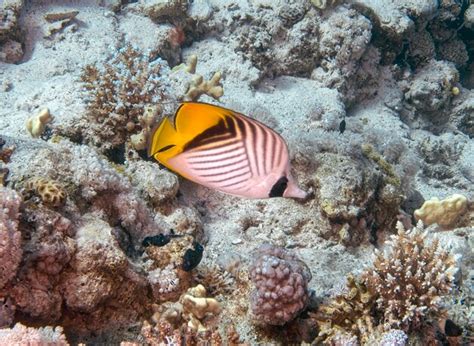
<box><xmin>363</xmin><ymin>221</ymin><xmax>456</xmax><ymax>332</ymax></box>
<box><xmin>249</xmin><ymin>243</ymin><xmax>312</xmax><ymax>326</ymax></box>
<box><xmin>414</xmin><ymin>194</ymin><xmax>469</xmax><ymax>228</ymax></box>
<box><xmin>23</xmin><ymin>177</ymin><xmax>66</xmax><ymax>208</ymax></box>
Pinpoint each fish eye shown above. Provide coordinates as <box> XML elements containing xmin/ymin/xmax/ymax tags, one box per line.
<box><xmin>269</xmin><ymin>176</ymin><xmax>288</xmax><ymax>198</ymax></box>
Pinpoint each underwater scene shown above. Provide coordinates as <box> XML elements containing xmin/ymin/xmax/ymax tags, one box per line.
<box><xmin>0</xmin><ymin>0</ymin><xmax>473</xmax><ymax>345</ymax></box>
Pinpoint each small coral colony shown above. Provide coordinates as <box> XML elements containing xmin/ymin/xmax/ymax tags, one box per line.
<box><xmin>1</xmin><ymin>1</ymin><xmax>473</xmax><ymax>345</ymax></box>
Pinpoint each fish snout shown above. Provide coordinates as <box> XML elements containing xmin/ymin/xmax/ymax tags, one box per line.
<box><xmin>283</xmin><ymin>181</ymin><xmax>308</xmax><ymax>199</ymax></box>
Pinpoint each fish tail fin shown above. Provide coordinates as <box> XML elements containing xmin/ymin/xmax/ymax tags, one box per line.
<box><xmin>148</xmin><ymin>117</ymin><xmax>180</xmax><ymax>164</ymax></box>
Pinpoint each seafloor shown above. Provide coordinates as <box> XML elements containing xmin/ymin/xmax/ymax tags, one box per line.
<box><xmin>0</xmin><ymin>0</ymin><xmax>473</xmax><ymax>345</ymax></box>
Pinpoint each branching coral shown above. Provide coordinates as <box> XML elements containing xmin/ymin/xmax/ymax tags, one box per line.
<box><xmin>77</xmin><ymin>45</ymin><xmax>167</xmax><ymax>152</ymax></box>
<box><xmin>313</xmin><ymin>221</ymin><xmax>457</xmax><ymax>343</ymax></box>
<box><xmin>311</xmin><ymin>275</ymin><xmax>377</xmax><ymax>344</ymax></box>
<box><xmin>363</xmin><ymin>221</ymin><xmax>456</xmax><ymax>332</ymax></box>
<box><xmin>172</xmin><ymin>55</ymin><xmax>224</xmax><ymax>102</ymax></box>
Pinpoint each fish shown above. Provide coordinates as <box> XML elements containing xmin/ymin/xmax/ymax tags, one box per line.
<box><xmin>148</xmin><ymin>102</ymin><xmax>307</xmax><ymax>199</ymax></box>
<box><xmin>182</xmin><ymin>242</ymin><xmax>204</xmax><ymax>272</ymax></box>
<box><xmin>339</xmin><ymin>119</ymin><xmax>346</xmax><ymax>134</ymax></box>
<box><xmin>142</xmin><ymin>234</ymin><xmax>171</xmax><ymax>247</ymax></box>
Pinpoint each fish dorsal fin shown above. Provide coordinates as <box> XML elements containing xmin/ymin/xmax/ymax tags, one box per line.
<box><xmin>174</xmin><ymin>102</ymin><xmax>230</xmax><ymax>137</ymax></box>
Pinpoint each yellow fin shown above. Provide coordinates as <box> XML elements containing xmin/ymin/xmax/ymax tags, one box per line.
<box><xmin>174</xmin><ymin>102</ymin><xmax>229</xmax><ymax>137</ymax></box>
<box><xmin>148</xmin><ymin>102</ymin><xmax>233</xmax><ymax>171</ymax></box>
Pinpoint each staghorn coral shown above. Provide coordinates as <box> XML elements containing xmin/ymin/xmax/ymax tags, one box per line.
<box><xmin>312</xmin><ymin>275</ymin><xmax>377</xmax><ymax>344</ymax></box>
<box><xmin>0</xmin><ymin>187</ymin><xmax>22</xmax><ymax>290</ymax></box>
<box><xmin>414</xmin><ymin>194</ymin><xmax>469</xmax><ymax>228</ymax></box>
<box><xmin>172</xmin><ymin>55</ymin><xmax>224</xmax><ymax>102</ymax></box>
<box><xmin>26</xmin><ymin>108</ymin><xmax>53</xmax><ymax>138</ymax></box>
<box><xmin>24</xmin><ymin>177</ymin><xmax>66</xmax><ymax>207</ymax></box>
<box><xmin>363</xmin><ymin>221</ymin><xmax>456</xmax><ymax>332</ymax></box>
<box><xmin>249</xmin><ymin>243</ymin><xmax>311</xmax><ymax>326</ymax></box>
<box><xmin>0</xmin><ymin>322</ymin><xmax>68</xmax><ymax>344</ymax></box>
<box><xmin>76</xmin><ymin>45</ymin><xmax>167</xmax><ymax>152</ymax></box>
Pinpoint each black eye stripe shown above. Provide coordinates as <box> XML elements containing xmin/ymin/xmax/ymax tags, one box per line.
<box><xmin>269</xmin><ymin>176</ymin><xmax>288</xmax><ymax>198</ymax></box>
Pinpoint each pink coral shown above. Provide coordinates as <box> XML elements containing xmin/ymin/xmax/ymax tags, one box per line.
<box><xmin>249</xmin><ymin>243</ymin><xmax>312</xmax><ymax>325</ymax></box>
<box><xmin>0</xmin><ymin>187</ymin><xmax>22</xmax><ymax>289</ymax></box>
<box><xmin>0</xmin><ymin>322</ymin><xmax>68</xmax><ymax>344</ymax></box>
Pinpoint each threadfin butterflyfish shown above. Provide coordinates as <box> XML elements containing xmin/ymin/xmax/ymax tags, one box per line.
<box><xmin>147</xmin><ymin>102</ymin><xmax>308</xmax><ymax>199</ymax></box>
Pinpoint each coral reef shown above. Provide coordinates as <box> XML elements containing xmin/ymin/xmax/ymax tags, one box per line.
<box><xmin>414</xmin><ymin>194</ymin><xmax>469</xmax><ymax>228</ymax></box>
<box><xmin>72</xmin><ymin>45</ymin><xmax>168</xmax><ymax>152</ymax></box>
<box><xmin>363</xmin><ymin>221</ymin><xmax>456</xmax><ymax>332</ymax></box>
<box><xmin>0</xmin><ymin>0</ymin><xmax>24</xmax><ymax>63</ymax></box>
<box><xmin>23</xmin><ymin>177</ymin><xmax>66</xmax><ymax>207</ymax></box>
<box><xmin>403</xmin><ymin>60</ymin><xmax>459</xmax><ymax>114</ymax></box>
<box><xmin>311</xmin><ymin>6</ymin><xmax>377</xmax><ymax>104</ymax></box>
<box><xmin>0</xmin><ymin>322</ymin><xmax>68</xmax><ymax>344</ymax></box>
<box><xmin>171</xmin><ymin>54</ymin><xmax>224</xmax><ymax>102</ymax></box>
<box><xmin>313</xmin><ymin>221</ymin><xmax>458</xmax><ymax>343</ymax></box>
<box><xmin>140</xmin><ymin>319</ymin><xmax>242</xmax><ymax>346</ymax></box>
<box><xmin>26</xmin><ymin>108</ymin><xmax>53</xmax><ymax>138</ymax></box>
<box><xmin>181</xmin><ymin>284</ymin><xmax>221</xmax><ymax>331</ymax></box>
<box><xmin>0</xmin><ymin>0</ymin><xmax>472</xmax><ymax>344</ymax></box>
<box><xmin>249</xmin><ymin>243</ymin><xmax>311</xmax><ymax>326</ymax></box>
<box><xmin>0</xmin><ymin>187</ymin><xmax>22</xmax><ymax>290</ymax></box>
<box><xmin>312</xmin><ymin>275</ymin><xmax>377</xmax><ymax>344</ymax></box>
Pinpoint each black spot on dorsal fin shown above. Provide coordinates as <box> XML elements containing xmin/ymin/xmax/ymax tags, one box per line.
<box><xmin>269</xmin><ymin>176</ymin><xmax>288</xmax><ymax>198</ymax></box>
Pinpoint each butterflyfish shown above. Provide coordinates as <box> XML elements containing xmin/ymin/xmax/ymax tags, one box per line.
<box><xmin>148</xmin><ymin>102</ymin><xmax>308</xmax><ymax>199</ymax></box>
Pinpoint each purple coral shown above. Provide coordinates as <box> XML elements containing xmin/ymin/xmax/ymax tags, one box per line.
<box><xmin>249</xmin><ymin>243</ymin><xmax>311</xmax><ymax>325</ymax></box>
<box><xmin>0</xmin><ymin>187</ymin><xmax>22</xmax><ymax>290</ymax></box>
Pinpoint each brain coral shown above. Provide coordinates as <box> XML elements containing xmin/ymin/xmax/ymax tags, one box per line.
<box><xmin>0</xmin><ymin>187</ymin><xmax>22</xmax><ymax>290</ymax></box>
<box><xmin>249</xmin><ymin>243</ymin><xmax>312</xmax><ymax>325</ymax></box>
